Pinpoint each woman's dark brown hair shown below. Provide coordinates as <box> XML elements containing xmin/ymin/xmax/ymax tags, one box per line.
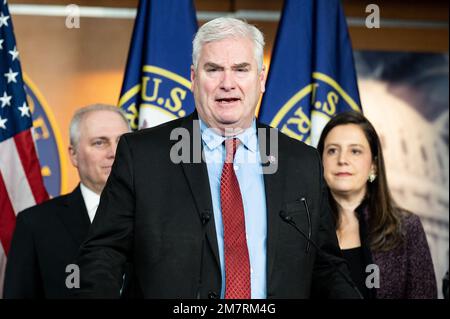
<box><xmin>317</xmin><ymin>111</ymin><xmax>404</xmax><ymax>252</ymax></box>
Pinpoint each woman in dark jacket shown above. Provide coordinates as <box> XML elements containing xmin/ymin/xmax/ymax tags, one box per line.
<box><xmin>317</xmin><ymin>111</ymin><xmax>437</xmax><ymax>299</ymax></box>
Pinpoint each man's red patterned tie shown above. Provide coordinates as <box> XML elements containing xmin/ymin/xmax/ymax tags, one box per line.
<box><xmin>220</xmin><ymin>138</ymin><xmax>251</xmax><ymax>299</ymax></box>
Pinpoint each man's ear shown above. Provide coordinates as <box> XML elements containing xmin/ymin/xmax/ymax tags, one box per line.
<box><xmin>68</xmin><ymin>145</ymin><xmax>78</xmax><ymax>168</ymax></box>
<box><xmin>259</xmin><ymin>65</ymin><xmax>267</xmax><ymax>93</ymax></box>
<box><xmin>190</xmin><ymin>65</ymin><xmax>196</xmax><ymax>92</ymax></box>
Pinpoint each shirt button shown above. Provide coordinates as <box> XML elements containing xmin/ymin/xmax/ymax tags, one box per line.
<box><xmin>234</xmin><ymin>165</ymin><xmax>239</xmax><ymax>171</ymax></box>
<box><xmin>250</xmin><ymin>267</ymin><xmax>254</xmax><ymax>274</ymax></box>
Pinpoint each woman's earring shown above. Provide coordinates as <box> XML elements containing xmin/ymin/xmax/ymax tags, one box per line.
<box><xmin>368</xmin><ymin>173</ymin><xmax>377</xmax><ymax>183</ymax></box>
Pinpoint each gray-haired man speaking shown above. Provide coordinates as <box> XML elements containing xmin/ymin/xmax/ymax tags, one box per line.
<box><xmin>74</xmin><ymin>18</ymin><xmax>359</xmax><ymax>299</ymax></box>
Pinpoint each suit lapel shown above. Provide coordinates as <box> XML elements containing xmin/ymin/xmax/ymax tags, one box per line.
<box><xmin>179</xmin><ymin>113</ymin><xmax>221</xmax><ymax>269</ymax></box>
<box><xmin>58</xmin><ymin>185</ymin><xmax>91</xmax><ymax>246</ymax></box>
<box><xmin>257</xmin><ymin>122</ymin><xmax>286</xmax><ymax>283</ymax></box>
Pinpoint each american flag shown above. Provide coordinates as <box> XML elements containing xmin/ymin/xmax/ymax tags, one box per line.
<box><xmin>0</xmin><ymin>0</ymin><xmax>48</xmax><ymax>297</ymax></box>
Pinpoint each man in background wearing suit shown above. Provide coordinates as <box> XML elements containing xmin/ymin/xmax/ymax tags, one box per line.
<box><xmin>3</xmin><ymin>104</ymin><xmax>130</xmax><ymax>298</ymax></box>
<box><xmin>75</xmin><ymin>18</ymin><xmax>359</xmax><ymax>299</ymax></box>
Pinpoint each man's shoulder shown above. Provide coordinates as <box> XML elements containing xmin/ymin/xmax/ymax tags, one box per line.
<box><xmin>258</xmin><ymin>121</ymin><xmax>319</xmax><ymax>159</ymax></box>
<box><xmin>17</xmin><ymin>192</ymin><xmax>71</xmax><ymax>224</ymax></box>
<box><xmin>119</xmin><ymin>115</ymin><xmax>190</xmax><ymax>149</ymax></box>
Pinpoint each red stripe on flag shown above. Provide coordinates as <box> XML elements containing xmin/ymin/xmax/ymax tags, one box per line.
<box><xmin>14</xmin><ymin>129</ymin><xmax>49</xmax><ymax>204</ymax></box>
<box><xmin>0</xmin><ymin>173</ymin><xmax>16</xmax><ymax>256</ymax></box>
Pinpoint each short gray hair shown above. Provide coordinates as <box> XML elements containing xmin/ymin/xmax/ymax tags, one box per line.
<box><xmin>192</xmin><ymin>17</ymin><xmax>265</xmax><ymax>72</ymax></box>
<box><xmin>69</xmin><ymin>104</ymin><xmax>130</xmax><ymax>148</ymax></box>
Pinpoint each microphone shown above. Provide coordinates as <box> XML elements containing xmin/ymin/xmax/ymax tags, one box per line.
<box><xmin>196</xmin><ymin>209</ymin><xmax>211</xmax><ymax>299</ymax></box>
<box><xmin>300</xmin><ymin>197</ymin><xmax>312</xmax><ymax>252</ymax></box>
<box><xmin>201</xmin><ymin>211</ymin><xmax>211</xmax><ymax>225</ymax></box>
<box><xmin>279</xmin><ymin>209</ymin><xmax>364</xmax><ymax>299</ymax></box>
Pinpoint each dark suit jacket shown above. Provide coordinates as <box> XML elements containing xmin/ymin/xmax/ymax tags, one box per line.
<box><xmin>75</xmin><ymin>112</ymin><xmax>359</xmax><ymax>299</ymax></box>
<box><xmin>4</xmin><ymin>186</ymin><xmax>90</xmax><ymax>298</ymax></box>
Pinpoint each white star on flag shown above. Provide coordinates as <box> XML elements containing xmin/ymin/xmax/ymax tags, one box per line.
<box><xmin>0</xmin><ymin>39</ymin><xmax>4</xmax><ymax>50</ymax></box>
<box><xmin>0</xmin><ymin>116</ymin><xmax>7</xmax><ymax>130</ymax></box>
<box><xmin>0</xmin><ymin>12</ymin><xmax>10</xmax><ymax>28</ymax></box>
<box><xmin>4</xmin><ymin>68</ymin><xmax>18</xmax><ymax>83</ymax></box>
<box><xmin>18</xmin><ymin>102</ymin><xmax>30</xmax><ymax>117</ymax></box>
<box><xmin>9</xmin><ymin>46</ymin><xmax>19</xmax><ymax>61</ymax></box>
<box><xmin>0</xmin><ymin>91</ymin><xmax>12</xmax><ymax>107</ymax></box>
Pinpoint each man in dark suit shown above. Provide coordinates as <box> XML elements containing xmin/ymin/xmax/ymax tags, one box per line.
<box><xmin>3</xmin><ymin>104</ymin><xmax>130</xmax><ymax>298</ymax></box>
<box><xmin>75</xmin><ymin>18</ymin><xmax>360</xmax><ymax>299</ymax></box>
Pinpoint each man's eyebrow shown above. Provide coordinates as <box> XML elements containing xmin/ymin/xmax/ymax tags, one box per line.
<box><xmin>203</xmin><ymin>62</ymin><xmax>223</xmax><ymax>69</ymax></box>
<box><xmin>90</xmin><ymin>136</ymin><xmax>109</xmax><ymax>141</ymax></box>
<box><xmin>232</xmin><ymin>63</ymin><xmax>251</xmax><ymax>69</ymax></box>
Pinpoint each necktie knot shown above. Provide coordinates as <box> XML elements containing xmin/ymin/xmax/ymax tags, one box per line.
<box><xmin>224</xmin><ymin>138</ymin><xmax>240</xmax><ymax>163</ymax></box>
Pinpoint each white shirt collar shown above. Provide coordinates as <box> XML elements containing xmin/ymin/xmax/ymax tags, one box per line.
<box><xmin>80</xmin><ymin>183</ymin><xmax>100</xmax><ymax>223</ymax></box>
<box><xmin>199</xmin><ymin>117</ymin><xmax>258</xmax><ymax>153</ymax></box>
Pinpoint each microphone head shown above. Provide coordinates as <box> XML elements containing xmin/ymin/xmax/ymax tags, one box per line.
<box><xmin>279</xmin><ymin>210</ymin><xmax>292</xmax><ymax>222</ymax></box>
<box><xmin>201</xmin><ymin>210</ymin><xmax>211</xmax><ymax>224</ymax></box>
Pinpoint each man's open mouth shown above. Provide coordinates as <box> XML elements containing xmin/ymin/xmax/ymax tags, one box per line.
<box><xmin>216</xmin><ymin>97</ymin><xmax>240</xmax><ymax>104</ymax></box>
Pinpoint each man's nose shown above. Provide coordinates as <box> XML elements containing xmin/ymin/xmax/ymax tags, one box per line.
<box><xmin>220</xmin><ymin>70</ymin><xmax>236</xmax><ymax>91</ymax></box>
<box><xmin>106</xmin><ymin>143</ymin><xmax>116</xmax><ymax>159</ymax></box>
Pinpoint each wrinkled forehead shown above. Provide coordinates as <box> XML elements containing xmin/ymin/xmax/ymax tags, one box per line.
<box><xmin>78</xmin><ymin>111</ymin><xmax>128</xmax><ymax>138</ymax></box>
<box><xmin>198</xmin><ymin>37</ymin><xmax>257</xmax><ymax>66</ymax></box>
